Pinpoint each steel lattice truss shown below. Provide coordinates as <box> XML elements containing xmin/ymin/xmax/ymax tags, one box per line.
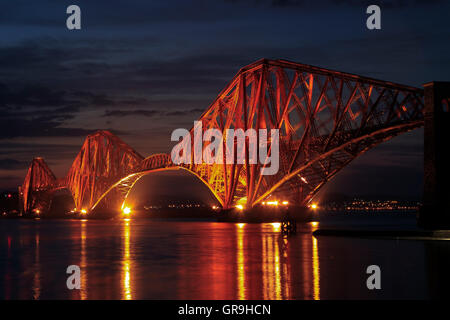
<box><xmin>19</xmin><ymin>157</ymin><xmax>57</xmax><ymax>214</ymax></box>
<box><xmin>182</xmin><ymin>59</ymin><xmax>424</xmax><ymax>208</ymax></box>
<box><xmin>19</xmin><ymin>59</ymin><xmax>425</xmax><ymax>214</ymax></box>
<box><xmin>64</xmin><ymin>130</ymin><xmax>144</xmax><ymax>210</ymax></box>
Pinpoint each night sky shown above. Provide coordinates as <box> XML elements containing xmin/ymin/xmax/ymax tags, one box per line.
<box><xmin>1</xmin><ymin>0</ymin><xmax>449</xmax><ymax>201</ymax></box>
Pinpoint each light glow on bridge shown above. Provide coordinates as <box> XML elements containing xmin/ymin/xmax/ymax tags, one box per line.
<box><xmin>123</xmin><ymin>207</ymin><xmax>131</xmax><ymax>216</ymax></box>
<box><xmin>262</xmin><ymin>200</ymin><xmax>289</xmax><ymax>206</ymax></box>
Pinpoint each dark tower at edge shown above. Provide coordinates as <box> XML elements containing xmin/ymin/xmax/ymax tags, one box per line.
<box><xmin>418</xmin><ymin>81</ymin><xmax>450</xmax><ymax>229</ymax></box>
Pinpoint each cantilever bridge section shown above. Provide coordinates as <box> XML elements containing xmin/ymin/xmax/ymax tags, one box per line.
<box><xmin>19</xmin><ymin>59</ymin><xmax>425</xmax><ymax>215</ymax></box>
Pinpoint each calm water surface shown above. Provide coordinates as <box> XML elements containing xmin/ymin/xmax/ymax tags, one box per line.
<box><xmin>1</xmin><ymin>214</ymin><xmax>450</xmax><ymax>299</ymax></box>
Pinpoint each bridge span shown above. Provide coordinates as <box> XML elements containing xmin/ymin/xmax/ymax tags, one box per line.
<box><xmin>19</xmin><ymin>59</ymin><xmax>425</xmax><ymax>216</ymax></box>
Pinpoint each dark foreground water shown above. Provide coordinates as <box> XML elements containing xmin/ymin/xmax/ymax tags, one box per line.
<box><xmin>1</xmin><ymin>214</ymin><xmax>450</xmax><ymax>300</ymax></box>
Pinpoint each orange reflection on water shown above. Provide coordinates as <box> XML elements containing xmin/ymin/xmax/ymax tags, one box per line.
<box><xmin>282</xmin><ymin>237</ymin><xmax>290</xmax><ymax>298</ymax></box>
<box><xmin>271</xmin><ymin>222</ymin><xmax>281</xmax><ymax>233</ymax></box>
<box><xmin>236</xmin><ymin>223</ymin><xmax>246</xmax><ymax>300</ymax></box>
<box><xmin>32</xmin><ymin>233</ymin><xmax>40</xmax><ymax>300</ymax></box>
<box><xmin>312</xmin><ymin>236</ymin><xmax>320</xmax><ymax>300</ymax></box>
<box><xmin>122</xmin><ymin>220</ymin><xmax>132</xmax><ymax>300</ymax></box>
<box><xmin>261</xmin><ymin>224</ymin><xmax>286</xmax><ymax>299</ymax></box>
<box><xmin>310</xmin><ymin>221</ymin><xmax>320</xmax><ymax>300</ymax></box>
<box><xmin>80</xmin><ymin>220</ymin><xmax>88</xmax><ymax>300</ymax></box>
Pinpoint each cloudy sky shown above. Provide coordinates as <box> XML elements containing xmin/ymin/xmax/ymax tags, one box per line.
<box><xmin>0</xmin><ymin>0</ymin><xmax>449</xmax><ymax>200</ymax></box>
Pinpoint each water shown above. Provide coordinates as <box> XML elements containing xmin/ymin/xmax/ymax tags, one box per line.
<box><xmin>1</xmin><ymin>214</ymin><xmax>449</xmax><ymax>300</ymax></box>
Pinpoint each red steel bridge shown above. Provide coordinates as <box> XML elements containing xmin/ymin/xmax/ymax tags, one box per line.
<box><xmin>19</xmin><ymin>59</ymin><xmax>425</xmax><ymax>215</ymax></box>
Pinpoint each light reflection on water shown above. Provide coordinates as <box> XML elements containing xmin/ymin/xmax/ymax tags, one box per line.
<box><xmin>312</xmin><ymin>236</ymin><xmax>320</xmax><ymax>300</ymax></box>
<box><xmin>80</xmin><ymin>220</ymin><xmax>87</xmax><ymax>300</ymax></box>
<box><xmin>311</xmin><ymin>222</ymin><xmax>320</xmax><ymax>300</ymax></box>
<box><xmin>236</xmin><ymin>223</ymin><xmax>246</xmax><ymax>300</ymax></box>
<box><xmin>32</xmin><ymin>233</ymin><xmax>40</xmax><ymax>300</ymax></box>
<box><xmin>122</xmin><ymin>220</ymin><xmax>132</xmax><ymax>300</ymax></box>
<box><xmin>262</xmin><ymin>223</ymin><xmax>282</xmax><ymax>299</ymax></box>
<box><xmin>0</xmin><ymin>216</ymin><xmax>448</xmax><ymax>299</ymax></box>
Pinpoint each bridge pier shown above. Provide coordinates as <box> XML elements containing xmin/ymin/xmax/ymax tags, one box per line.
<box><xmin>418</xmin><ymin>82</ymin><xmax>450</xmax><ymax>229</ymax></box>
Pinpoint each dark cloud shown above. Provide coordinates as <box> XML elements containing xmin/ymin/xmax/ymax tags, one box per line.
<box><xmin>0</xmin><ymin>39</ymin><xmax>98</xmax><ymax>75</ymax></box>
<box><xmin>0</xmin><ymin>119</ymin><xmax>89</xmax><ymax>139</ymax></box>
<box><xmin>329</xmin><ymin>0</ymin><xmax>444</xmax><ymax>8</ymax></box>
<box><xmin>0</xmin><ymin>83</ymin><xmax>84</xmax><ymax>138</ymax></box>
<box><xmin>0</xmin><ymin>1</ymin><xmax>242</xmax><ymax>28</ymax></box>
<box><xmin>0</xmin><ymin>32</ymin><xmax>440</xmax><ymax>100</ymax></box>
<box><xmin>0</xmin><ymin>141</ymin><xmax>80</xmax><ymax>159</ymax></box>
<box><xmin>0</xmin><ymin>82</ymin><xmax>148</xmax><ymax>138</ymax></box>
<box><xmin>118</xmin><ymin>97</ymin><xmax>151</xmax><ymax>106</ymax></box>
<box><xmin>0</xmin><ymin>83</ymin><xmax>73</xmax><ymax>108</ymax></box>
<box><xmin>165</xmin><ymin>108</ymin><xmax>205</xmax><ymax>116</ymax></box>
<box><xmin>103</xmin><ymin>107</ymin><xmax>206</xmax><ymax>118</ymax></box>
<box><xmin>0</xmin><ymin>35</ymin><xmax>247</xmax><ymax>91</ymax></box>
<box><xmin>73</xmin><ymin>91</ymin><xmax>116</xmax><ymax>106</ymax></box>
<box><xmin>0</xmin><ymin>106</ymin><xmax>125</xmax><ymax>138</ymax></box>
<box><xmin>104</xmin><ymin>109</ymin><xmax>160</xmax><ymax>118</ymax></box>
<box><xmin>227</xmin><ymin>0</ymin><xmax>443</xmax><ymax>8</ymax></box>
<box><xmin>0</xmin><ymin>158</ymin><xmax>28</xmax><ymax>170</ymax></box>
<box><xmin>0</xmin><ymin>175</ymin><xmax>21</xmax><ymax>182</ymax></box>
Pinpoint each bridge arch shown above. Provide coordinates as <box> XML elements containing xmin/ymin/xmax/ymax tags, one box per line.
<box><xmin>90</xmin><ymin>154</ymin><xmax>225</xmax><ymax>213</ymax></box>
<box><xmin>90</xmin><ymin>167</ymin><xmax>225</xmax><ymax>213</ymax></box>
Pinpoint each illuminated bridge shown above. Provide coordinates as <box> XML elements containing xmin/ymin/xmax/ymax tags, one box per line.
<box><xmin>19</xmin><ymin>59</ymin><xmax>425</xmax><ymax>215</ymax></box>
